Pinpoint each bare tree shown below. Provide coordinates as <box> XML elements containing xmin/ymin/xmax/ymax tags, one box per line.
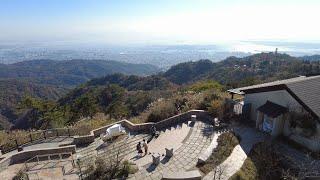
<box><xmin>213</xmin><ymin>164</ymin><xmax>226</xmax><ymax>180</ymax></box>
<box><xmin>84</xmin><ymin>146</ymin><xmax>126</xmax><ymax>180</ymax></box>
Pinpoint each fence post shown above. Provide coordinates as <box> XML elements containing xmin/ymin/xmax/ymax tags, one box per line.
<box><xmin>29</xmin><ymin>133</ymin><xmax>33</xmax><ymax>142</ymax></box>
<box><xmin>43</xmin><ymin>131</ymin><xmax>46</xmax><ymax>139</ymax></box>
<box><xmin>15</xmin><ymin>139</ymin><xmax>19</xmax><ymax>149</ymax></box>
<box><xmin>56</xmin><ymin>129</ymin><xmax>59</xmax><ymax>137</ymax></box>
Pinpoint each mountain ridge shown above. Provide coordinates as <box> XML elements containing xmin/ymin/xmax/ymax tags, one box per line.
<box><xmin>0</xmin><ymin>59</ymin><xmax>160</xmax><ymax>87</ymax></box>
<box><xmin>4</xmin><ymin>52</ymin><xmax>320</xmax><ymax>130</ymax></box>
<box><xmin>0</xmin><ymin>59</ymin><xmax>160</xmax><ymax>129</ymax></box>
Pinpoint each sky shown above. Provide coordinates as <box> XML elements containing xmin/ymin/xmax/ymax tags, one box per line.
<box><xmin>1</xmin><ymin>0</ymin><xmax>320</xmax><ymax>45</ymax></box>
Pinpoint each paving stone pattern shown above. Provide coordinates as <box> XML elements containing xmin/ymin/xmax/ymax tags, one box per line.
<box><xmin>77</xmin><ymin>133</ymin><xmax>149</xmax><ymax>168</ymax></box>
<box><xmin>128</xmin><ymin>121</ymin><xmax>214</xmax><ymax>180</ymax></box>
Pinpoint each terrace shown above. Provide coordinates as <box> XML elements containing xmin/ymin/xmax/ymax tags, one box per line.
<box><xmin>0</xmin><ymin>110</ymin><xmax>220</xmax><ymax>179</ymax></box>
<box><xmin>1</xmin><ymin>108</ymin><xmax>318</xmax><ymax>179</ymax></box>
<box><xmin>95</xmin><ymin>121</ymin><xmax>214</xmax><ymax>180</ymax></box>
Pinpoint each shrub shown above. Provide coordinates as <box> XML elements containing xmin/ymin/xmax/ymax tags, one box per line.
<box><xmin>208</xmin><ymin>99</ymin><xmax>225</xmax><ymax>119</ymax></box>
<box><xmin>84</xmin><ymin>158</ymin><xmax>137</xmax><ymax>180</ymax></box>
<box><xmin>0</xmin><ymin>130</ymin><xmax>31</xmax><ymax>152</ymax></box>
<box><xmin>13</xmin><ymin>170</ymin><xmax>28</xmax><ymax>180</ymax></box>
<box><xmin>187</xmin><ymin>80</ymin><xmax>223</xmax><ymax>93</ymax></box>
<box><xmin>289</xmin><ymin>111</ymin><xmax>317</xmax><ymax>136</ymax></box>
<box><xmin>147</xmin><ymin>100</ymin><xmax>177</xmax><ymax>122</ymax></box>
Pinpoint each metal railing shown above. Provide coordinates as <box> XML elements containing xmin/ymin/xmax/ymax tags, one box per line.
<box><xmin>1</xmin><ymin>128</ymin><xmax>78</xmax><ymax>154</ymax></box>
<box><xmin>24</xmin><ymin>152</ymin><xmax>75</xmax><ymax>171</ymax></box>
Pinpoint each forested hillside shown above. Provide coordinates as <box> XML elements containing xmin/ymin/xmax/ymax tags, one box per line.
<box><xmin>299</xmin><ymin>55</ymin><xmax>320</xmax><ymax>61</ymax></box>
<box><xmin>0</xmin><ymin>60</ymin><xmax>160</xmax><ymax>129</ymax></box>
<box><xmin>4</xmin><ymin>52</ymin><xmax>320</xmax><ymax>130</ymax></box>
<box><xmin>14</xmin><ymin>75</ymin><xmax>178</xmax><ymax>129</ymax></box>
<box><xmin>0</xmin><ymin>79</ymin><xmax>67</xmax><ymax>129</ymax></box>
<box><xmin>164</xmin><ymin>52</ymin><xmax>320</xmax><ymax>87</ymax></box>
<box><xmin>0</xmin><ymin>59</ymin><xmax>160</xmax><ymax>87</ymax></box>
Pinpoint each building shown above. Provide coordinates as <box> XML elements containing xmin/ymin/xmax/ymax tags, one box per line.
<box><xmin>228</xmin><ymin>75</ymin><xmax>320</xmax><ymax>137</ymax></box>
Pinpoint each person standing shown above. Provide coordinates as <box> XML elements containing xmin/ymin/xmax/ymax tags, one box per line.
<box><xmin>136</xmin><ymin>142</ymin><xmax>143</xmax><ymax>157</ymax></box>
<box><xmin>142</xmin><ymin>139</ymin><xmax>148</xmax><ymax>156</ymax></box>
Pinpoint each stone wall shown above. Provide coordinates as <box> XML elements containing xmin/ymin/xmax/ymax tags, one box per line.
<box><xmin>73</xmin><ymin>110</ymin><xmax>210</xmax><ymax>145</ymax></box>
<box><xmin>283</xmin><ymin>119</ymin><xmax>320</xmax><ymax>152</ymax></box>
<box><xmin>121</xmin><ymin>120</ymin><xmax>154</xmax><ymax>133</ymax></box>
<box><xmin>156</xmin><ymin>110</ymin><xmax>209</xmax><ymax>129</ymax></box>
<box><xmin>73</xmin><ymin>135</ymin><xmax>95</xmax><ymax>146</ymax></box>
<box><xmin>289</xmin><ymin>134</ymin><xmax>320</xmax><ymax>152</ymax></box>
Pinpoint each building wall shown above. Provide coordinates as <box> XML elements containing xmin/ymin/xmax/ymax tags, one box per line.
<box><xmin>244</xmin><ymin>90</ymin><xmax>304</xmax><ymax>121</ymax></box>
<box><xmin>271</xmin><ymin>115</ymin><xmax>285</xmax><ymax>136</ymax></box>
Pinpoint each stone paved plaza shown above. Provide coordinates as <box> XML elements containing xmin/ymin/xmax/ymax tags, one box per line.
<box><xmin>3</xmin><ymin>119</ymin><xmax>319</xmax><ymax>180</ymax></box>
<box><xmin>76</xmin><ymin>120</ymin><xmax>215</xmax><ymax>180</ymax></box>
<box><xmin>128</xmin><ymin>121</ymin><xmax>214</xmax><ymax>180</ymax></box>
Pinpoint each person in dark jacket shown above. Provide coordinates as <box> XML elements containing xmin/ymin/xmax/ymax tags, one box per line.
<box><xmin>136</xmin><ymin>142</ymin><xmax>143</xmax><ymax>157</ymax></box>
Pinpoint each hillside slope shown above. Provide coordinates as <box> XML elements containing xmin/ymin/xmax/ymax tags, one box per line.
<box><xmin>164</xmin><ymin>53</ymin><xmax>320</xmax><ymax>87</ymax></box>
<box><xmin>0</xmin><ymin>59</ymin><xmax>160</xmax><ymax>87</ymax></box>
<box><xmin>0</xmin><ymin>79</ymin><xmax>67</xmax><ymax>128</ymax></box>
<box><xmin>0</xmin><ymin>59</ymin><xmax>160</xmax><ymax>128</ymax></box>
<box><xmin>14</xmin><ymin>74</ymin><xmax>176</xmax><ymax>129</ymax></box>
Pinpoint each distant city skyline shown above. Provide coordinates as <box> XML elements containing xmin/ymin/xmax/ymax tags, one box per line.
<box><xmin>1</xmin><ymin>0</ymin><xmax>320</xmax><ymax>45</ymax></box>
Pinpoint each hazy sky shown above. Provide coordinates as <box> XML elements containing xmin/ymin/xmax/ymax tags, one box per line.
<box><xmin>1</xmin><ymin>0</ymin><xmax>320</xmax><ymax>45</ymax></box>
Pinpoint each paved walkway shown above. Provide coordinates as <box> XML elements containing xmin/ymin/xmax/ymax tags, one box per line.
<box><xmin>0</xmin><ymin>164</ymin><xmax>24</xmax><ymax>180</ymax></box>
<box><xmin>128</xmin><ymin>121</ymin><xmax>214</xmax><ymax>180</ymax></box>
<box><xmin>26</xmin><ymin>158</ymin><xmax>79</xmax><ymax>180</ymax></box>
<box><xmin>198</xmin><ymin>131</ymin><xmax>220</xmax><ymax>163</ymax></box>
<box><xmin>0</xmin><ymin>155</ymin><xmax>79</xmax><ymax>180</ymax></box>
<box><xmin>0</xmin><ymin>137</ymin><xmax>74</xmax><ymax>159</ymax></box>
<box><xmin>203</xmin><ymin>126</ymin><xmax>267</xmax><ymax>180</ymax></box>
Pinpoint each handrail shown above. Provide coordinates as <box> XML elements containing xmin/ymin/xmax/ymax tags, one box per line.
<box><xmin>24</xmin><ymin>151</ymin><xmax>74</xmax><ymax>171</ymax></box>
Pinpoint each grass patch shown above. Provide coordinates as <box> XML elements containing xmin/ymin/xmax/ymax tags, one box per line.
<box><xmin>198</xmin><ymin>132</ymin><xmax>240</xmax><ymax>174</ymax></box>
<box><xmin>230</xmin><ymin>142</ymin><xmax>295</xmax><ymax>180</ymax></box>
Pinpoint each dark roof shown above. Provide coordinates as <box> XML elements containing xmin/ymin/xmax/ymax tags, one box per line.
<box><xmin>229</xmin><ymin>76</ymin><xmax>319</xmax><ymax>92</ymax></box>
<box><xmin>228</xmin><ymin>75</ymin><xmax>320</xmax><ymax>118</ymax></box>
<box><xmin>257</xmin><ymin>101</ymin><xmax>288</xmax><ymax>118</ymax></box>
<box><xmin>286</xmin><ymin>77</ymin><xmax>320</xmax><ymax>119</ymax></box>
